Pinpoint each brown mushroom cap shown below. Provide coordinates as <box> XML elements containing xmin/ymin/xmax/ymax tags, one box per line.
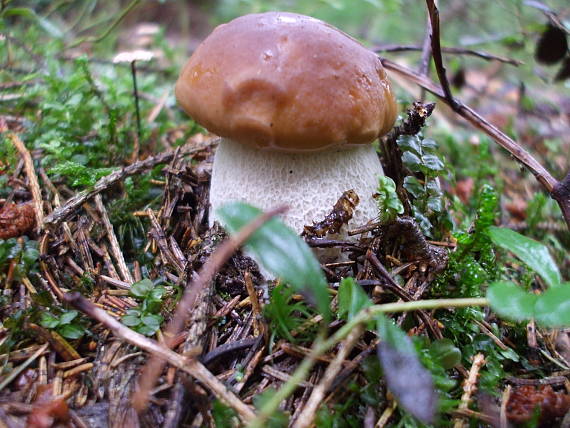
<box><xmin>175</xmin><ymin>12</ymin><xmax>397</xmax><ymax>153</ymax></box>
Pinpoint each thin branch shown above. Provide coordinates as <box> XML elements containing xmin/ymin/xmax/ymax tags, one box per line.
<box><xmin>293</xmin><ymin>325</ymin><xmax>364</xmax><ymax>428</ymax></box>
<box><xmin>94</xmin><ymin>194</ymin><xmax>133</xmax><ymax>284</ymax></box>
<box><xmin>383</xmin><ymin>0</ymin><xmax>570</xmax><ymax>230</ymax></box>
<box><xmin>453</xmin><ymin>353</ymin><xmax>486</xmax><ymax>428</ymax></box>
<box><xmin>67</xmin><ymin>0</ymin><xmax>142</xmax><ymax>48</ymax></box>
<box><xmin>62</xmin><ymin>292</ymin><xmax>256</xmax><ymax>424</ymax></box>
<box><xmin>552</xmin><ymin>172</ymin><xmax>570</xmax><ymax>230</ymax></box>
<box><xmin>131</xmin><ymin>205</ymin><xmax>288</xmax><ymax>412</ymax></box>
<box><xmin>5</xmin><ymin>131</ymin><xmax>44</xmax><ymax>230</ymax></box>
<box><xmin>425</xmin><ymin>0</ymin><xmax>456</xmax><ymax>107</ymax></box>
<box><xmin>42</xmin><ymin>140</ymin><xmax>215</xmax><ymax>228</ymax></box>
<box><xmin>381</xmin><ymin>59</ymin><xmax>559</xmax><ymax>194</ymax></box>
<box><xmin>251</xmin><ymin>297</ymin><xmax>489</xmax><ymax>428</ymax></box>
<box><xmin>374</xmin><ymin>44</ymin><xmax>522</xmax><ymax>66</ymax></box>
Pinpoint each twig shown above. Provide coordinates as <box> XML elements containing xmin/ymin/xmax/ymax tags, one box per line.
<box><xmin>380</xmin><ymin>59</ymin><xmax>570</xmax><ymax>230</ymax></box>
<box><xmin>382</xmin><ymin>59</ymin><xmax>557</xmax><ymax>192</ymax></box>
<box><xmin>244</xmin><ymin>271</ymin><xmax>264</xmax><ymax>337</ymax></box>
<box><xmin>453</xmin><ymin>353</ymin><xmax>486</xmax><ymax>428</ymax></box>
<box><xmin>376</xmin><ymin>399</ymin><xmax>397</xmax><ymax>427</ymax></box>
<box><xmin>425</xmin><ymin>0</ymin><xmax>456</xmax><ymax>108</ymax></box>
<box><xmin>249</xmin><ymin>333</ymin><xmax>327</xmax><ymax>428</ymax></box>
<box><xmin>67</xmin><ymin>0</ymin><xmax>142</xmax><ymax>48</ymax></box>
<box><xmin>5</xmin><ymin>132</ymin><xmax>44</xmax><ymax>230</ymax></box>
<box><xmin>62</xmin><ymin>292</ymin><xmax>255</xmax><ymax>424</ymax></box>
<box><xmin>43</xmin><ymin>140</ymin><xmax>214</xmax><ymax>228</ymax></box>
<box><xmin>293</xmin><ymin>325</ymin><xmax>364</xmax><ymax>428</ymax></box>
<box><xmin>387</xmin><ymin>0</ymin><xmax>570</xmax><ymax>229</ymax></box>
<box><xmin>252</xmin><ymin>297</ymin><xmax>488</xmax><ymax>428</ymax></box>
<box><xmin>374</xmin><ymin>44</ymin><xmax>522</xmax><ymax>66</ymax></box>
<box><xmin>94</xmin><ymin>194</ymin><xmax>133</xmax><ymax>284</ymax></box>
<box><xmin>132</xmin><ymin>205</ymin><xmax>288</xmax><ymax>412</ymax></box>
<box><xmin>381</xmin><ymin>101</ymin><xmax>435</xmax><ymax>214</ymax></box>
<box><xmin>201</xmin><ymin>337</ymin><xmax>259</xmax><ymax>366</ymax></box>
<box><xmin>131</xmin><ymin>61</ymin><xmax>142</xmax><ymax>141</ymax></box>
<box><xmin>499</xmin><ymin>384</ymin><xmax>511</xmax><ymax>428</ymax></box>
<box><xmin>0</xmin><ymin>343</ymin><xmax>49</xmax><ymax>392</ymax></box>
<box><xmin>366</xmin><ymin>251</ymin><xmax>440</xmax><ymax>338</ymax></box>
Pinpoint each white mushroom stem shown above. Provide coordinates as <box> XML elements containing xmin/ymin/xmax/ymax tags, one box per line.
<box><xmin>209</xmin><ymin>138</ymin><xmax>384</xmax><ymax>235</ymax></box>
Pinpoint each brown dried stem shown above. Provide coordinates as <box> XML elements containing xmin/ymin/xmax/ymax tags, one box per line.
<box><xmin>62</xmin><ymin>292</ymin><xmax>255</xmax><ymax>423</ymax></box>
<box><xmin>380</xmin><ymin>58</ymin><xmax>570</xmax><ymax>229</ymax></box>
<box><xmin>6</xmin><ymin>132</ymin><xmax>44</xmax><ymax>230</ymax></box>
<box><xmin>293</xmin><ymin>324</ymin><xmax>364</xmax><ymax>428</ymax></box>
<box><xmin>132</xmin><ymin>205</ymin><xmax>288</xmax><ymax>412</ymax></box>
<box><xmin>374</xmin><ymin>44</ymin><xmax>523</xmax><ymax>66</ymax></box>
<box><xmin>425</xmin><ymin>0</ymin><xmax>456</xmax><ymax>108</ymax></box>
<box><xmin>453</xmin><ymin>353</ymin><xmax>486</xmax><ymax>428</ymax></box>
<box><xmin>42</xmin><ymin>140</ymin><xmax>215</xmax><ymax>228</ymax></box>
<box><xmin>392</xmin><ymin>0</ymin><xmax>570</xmax><ymax>230</ymax></box>
<box><xmin>94</xmin><ymin>194</ymin><xmax>133</xmax><ymax>284</ymax></box>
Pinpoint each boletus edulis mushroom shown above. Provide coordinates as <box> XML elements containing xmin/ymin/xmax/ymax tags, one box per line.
<box><xmin>175</xmin><ymin>12</ymin><xmax>397</xmax><ymax>235</ymax></box>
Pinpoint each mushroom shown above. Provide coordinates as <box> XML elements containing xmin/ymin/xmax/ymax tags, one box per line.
<box><xmin>175</xmin><ymin>12</ymin><xmax>397</xmax><ymax>237</ymax></box>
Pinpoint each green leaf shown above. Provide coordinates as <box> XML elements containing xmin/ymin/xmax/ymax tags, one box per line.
<box><xmin>488</xmin><ymin>227</ymin><xmax>561</xmax><ymax>288</ymax></box>
<box><xmin>401</xmin><ymin>151</ymin><xmax>422</xmax><ymax>170</ymax></box>
<box><xmin>397</xmin><ymin>135</ymin><xmax>422</xmax><ymax>154</ymax></box>
<box><xmin>535</xmin><ymin>284</ymin><xmax>570</xmax><ymax>327</ymax></box>
<box><xmin>212</xmin><ymin>399</ymin><xmax>238</xmax><ymax>428</ymax></box>
<box><xmin>59</xmin><ymin>310</ymin><xmax>78</xmax><ymax>325</ymax></box>
<box><xmin>337</xmin><ymin>278</ymin><xmax>372</xmax><ymax>321</ymax></box>
<box><xmin>427</xmin><ymin>195</ymin><xmax>443</xmax><ymax>213</ymax></box>
<box><xmin>403</xmin><ymin>176</ymin><xmax>423</xmax><ymax>199</ymax></box>
<box><xmin>487</xmin><ymin>281</ymin><xmax>537</xmax><ymax>322</ymax></box>
<box><xmin>58</xmin><ymin>324</ymin><xmax>85</xmax><ymax>340</ymax></box>
<box><xmin>264</xmin><ymin>284</ymin><xmax>315</xmax><ymax>342</ymax></box>
<box><xmin>253</xmin><ymin>388</ymin><xmax>289</xmax><ymax>428</ymax></box>
<box><xmin>130</xmin><ymin>278</ymin><xmax>154</xmax><ymax>298</ymax></box>
<box><xmin>421</xmin><ymin>138</ymin><xmax>438</xmax><ymax>149</ymax></box>
<box><xmin>2</xmin><ymin>8</ymin><xmax>64</xmax><ymax>38</ymax></box>
<box><xmin>121</xmin><ymin>313</ymin><xmax>141</xmax><ymax>327</ymax></box>
<box><xmin>377</xmin><ymin>314</ymin><xmax>437</xmax><ymax>424</ymax></box>
<box><xmin>136</xmin><ymin>324</ymin><xmax>159</xmax><ymax>336</ymax></box>
<box><xmin>141</xmin><ymin>314</ymin><xmax>163</xmax><ymax>330</ymax></box>
<box><xmin>149</xmin><ymin>286</ymin><xmax>166</xmax><ymax>301</ymax></box>
<box><xmin>217</xmin><ymin>202</ymin><xmax>331</xmax><ymax>322</ymax></box>
<box><xmin>429</xmin><ymin>339</ymin><xmax>462</xmax><ymax>370</ymax></box>
<box><xmin>376</xmin><ymin>176</ymin><xmax>404</xmax><ymax>223</ymax></box>
<box><xmin>39</xmin><ymin>312</ymin><xmax>60</xmax><ymax>329</ymax></box>
<box><xmin>422</xmin><ymin>154</ymin><xmax>445</xmax><ymax>171</ymax></box>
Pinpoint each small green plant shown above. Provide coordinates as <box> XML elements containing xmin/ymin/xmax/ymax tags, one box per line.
<box><xmin>264</xmin><ymin>283</ymin><xmax>316</xmax><ymax>343</ymax></box>
<box><xmin>375</xmin><ymin>176</ymin><xmax>404</xmax><ymax>223</ymax></box>
<box><xmin>398</xmin><ymin>135</ymin><xmax>447</xmax><ymax>237</ymax></box>
<box><xmin>0</xmin><ymin>238</ymin><xmax>40</xmax><ymax>280</ymax></box>
<box><xmin>121</xmin><ymin>278</ymin><xmax>166</xmax><ymax>336</ymax></box>
<box><xmin>39</xmin><ymin>310</ymin><xmax>86</xmax><ymax>339</ymax></box>
<box><xmin>486</xmin><ymin>227</ymin><xmax>570</xmax><ymax>327</ymax></box>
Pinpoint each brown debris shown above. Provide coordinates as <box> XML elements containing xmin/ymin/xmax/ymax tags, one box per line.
<box><xmin>302</xmin><ymin>189</ymin><xmax>359</xmax><ymax>238</ymax></box>
<box><xmin>507</xmin><ymin>385</ymin><xmax>570</xmax><ymax>425</ymax></box>
<box><xmin>0</xmin><ymin>202</ymin><xmax>35</xmax><ymax>239</ymax></box>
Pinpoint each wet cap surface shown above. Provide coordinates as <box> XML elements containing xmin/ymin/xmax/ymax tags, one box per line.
<box><xmin>175</xmin><ymin>12</ymin><xmax>397</xmax><ymax>152</ymax></box>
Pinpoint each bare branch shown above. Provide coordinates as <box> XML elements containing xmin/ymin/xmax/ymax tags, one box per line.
<box><xmin>381</xmin><ymin>59</ymin><xmax>559</xmax><ymax>193</ymax></box>
<box><xmin>374</xmin><ymin>44</ymin><xmax>523</xmax><ymax>66</ymax></box>
<box><xmin>425</xmin><ymin>0</ymin><xmax>456</xmax><ymax>107</ymax></box>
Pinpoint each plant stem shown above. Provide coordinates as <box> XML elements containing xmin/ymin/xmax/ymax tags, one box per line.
<box><xmin>67</xmin><ymin>0</ymin><xmax>142</xmax><ymax>48</ymax></box>
<box><xmin>249</xmin><ymin>332</ymin><xmax>326</xmax><ymax>428</ymax></box>
<box><xmin>249</xmin><ymin>297</ymin><xmax>488</xmax><ymax>427</ymax></box>
<box><xmin>131</xmin><ymin>60</ymin><xmax>142</xmax><ymax>141</ymax></box>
